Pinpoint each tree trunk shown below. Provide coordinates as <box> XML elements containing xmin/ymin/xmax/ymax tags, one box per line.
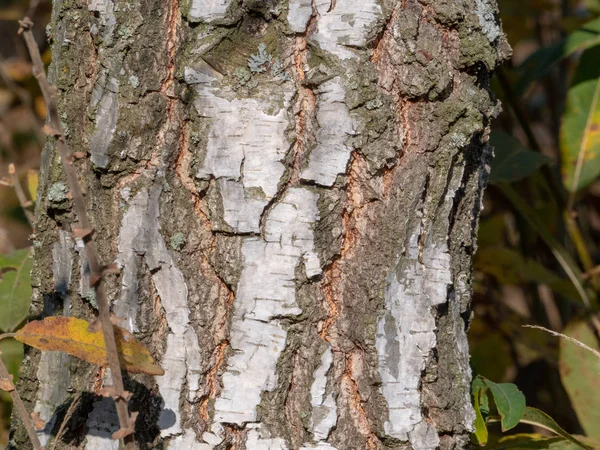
<box><xmin>12</xmin><ymin>0</ymin><xmax>509</xmax><ymax>449</ymax></box>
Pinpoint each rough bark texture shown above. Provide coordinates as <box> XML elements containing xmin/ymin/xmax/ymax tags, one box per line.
<box><xmin>12</xmin><ymin>0</ymin><xmax>510</xmax><ymax>449</ymax></box>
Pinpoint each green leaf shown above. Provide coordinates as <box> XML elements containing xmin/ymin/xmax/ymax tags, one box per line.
<box><xmin>473</xmin><ymin>385</ymin><xmax>489</xmax><ymax>446</ymax></box>
<box><xmin>482</xmin><ymin>379</ymin><xmax>526</xmax><ymax>431</ymax></box>
<box><xmin>558</xmin><ymin>321</ymin><xmax>600</xmax><ymax>440</ymax></box>
<box><xmin>472</xmin><ymin>376</ymin><xmax>490</xmax><ymax>413</ymax></box>
<box><xmin>483</xmin><ymin>434</ymin><xmax>590</xmax><ymax>450</ymax></box>
<box><xmin>560</xmin><ymin>46</ymin><xmax>600</xmax><ymax>192</ymax></box>
<box><xmin>520</xmin><ymin>407</ymin><xmax>590</xmax><ymax>450</ymax></box>
<box><xmin>489</xmin><ymin>131</ymin><xmax>552</xmax><ymax>184</ymax></box>
<box><xmin>516</xmin><ymin>17</ymin><xmax>600</xmax><ymax>95</ymax></box>
<box><xmin>0</xmin><ymin>248</ymin><xmax>33</xmax><ymax>332</ymax></box>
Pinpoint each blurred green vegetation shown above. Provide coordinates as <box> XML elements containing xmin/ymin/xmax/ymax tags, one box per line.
<box><xmin>0</xmin><ymin>0</ymin><xmax>600</xmax><ymax>448</ymax></box>
<box><xmin>471</xmin><ymin>0</ymin><xmax>600</xmax><ymax>446</ymax></box>
<box><xmin>0</xmin><ymin>1</ymin><xmax>49</xmax><ymax>448</ymax></box>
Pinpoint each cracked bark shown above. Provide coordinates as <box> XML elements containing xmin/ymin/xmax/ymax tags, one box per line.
<box><xmin>12</xmin><ymin>0</ymin><xmax>509</xmax><ymax>449</ymax></box>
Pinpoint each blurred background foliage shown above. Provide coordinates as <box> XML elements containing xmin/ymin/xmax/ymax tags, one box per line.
<box><xmin>473</xmin><ymin>0</ymin><xmax>600</xmax><ymax>446</ymax></box>
<box><xmin>0</xmin><ymin>0</ymin><xmax>599</xmax><ymax>448</ymax></box>
<box><xmin>0</xmin><ymin>0</ymin><xmax>50</xmax><ymax>447</ymax></box>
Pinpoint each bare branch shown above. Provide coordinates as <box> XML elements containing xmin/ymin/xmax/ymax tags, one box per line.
<box><xmin>18</xmin><ymin>16</ymin><xmax>135</xmax><ymax>448</ymax></box>
<box><xmin>8</xmin><ymin>163</ymin><xmax>35</xmax><ymax>228</ymax></box>
<box><xmin>0</xmin><ymin>353</ymin><xmax>44</xmax><ymax>450</ymax></box>
<box><xmin>523</xmin><ymin>324</ymin><xmax>600</xmax><ymax>361</ymax></box>
<box><xmin>50</xmin><ymin>393</ymin><xmax>81</xmax><ymax>450</ymax></box>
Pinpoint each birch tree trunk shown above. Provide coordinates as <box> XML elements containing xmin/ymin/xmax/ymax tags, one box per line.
<box><xmin>12</xmin><ymin>0</ymin><xmax>509</xmax><ymax>449</ymax></box>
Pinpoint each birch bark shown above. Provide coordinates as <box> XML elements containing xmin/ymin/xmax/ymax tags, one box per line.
<box><xmin>12</xmin><ymin>0</ymin><xmax>509</xmax><ymax>449</ymax></box>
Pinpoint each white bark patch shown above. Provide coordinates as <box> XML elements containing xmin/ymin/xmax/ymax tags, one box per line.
<box><xmin>185</xmin><ymin>327</ymin><xmax>203</xmax><ymax>402</ymax></box>
<box><xmin>376</xmin><ymin>163</ymin><xmax>467</xmax><ymax>449</ymax></box>
<box><xmin>300</xmin><ymin>444</ymin><xmax>339</xmax><ymax>450</ymax></box>
<box><xmin>311</xmin><ymin>0</ymin><xmax>382</xmax><ymax>60</ymax></box>
<box><xmin>474</xmin><ymin>0</ymin><xmax>501</xmax><ymax>42</ymax></box>
<box><xmin>34</xmin><ymin>351</ymin><xmax>70</xmax><ymax>446</ymax></box>
<box><xmin>116</xmin><ymin>187</ymin><xmax>202</xmax><ymax>438</ymax></box>
<box><xmin>246</xmin><ymin>424</ymin><xmax>288</xmax><ymax>449</ymax></box>
<box><xmin>34</xmin><ymin>232</ymin><xmax>72</xmax><ymax>446</ymax></box>
<box><xmin>116</xmin><ymin>195</ymin><xmax>143</xmax><ymax>332</ymax></box>
<box><xmin>189</xmin><ymin>0</ymin><xmax>232</xmax><ymax>22</ymax></box>
<box><xmin>213</xmin><ymin>187</ymin><xmax>321</xmax><ymax>424</ymax></box>
<box><xmin>170</xmin><ymin>430</ymin><xmax>213</xmax><ymax>449</ymax></box>
<box><xmin>287</xmin><ymin>0</ymin><xmax>313</xmax><ymax>32</ymax></box>
<box><xmin>375</xmin><ymin>226</ymin><xmax>449</xmax><ymax>447</ymax></box>
<box><xmin>218</xmin><ymin>179</ymin><xmax>266</xmax><ymax>233</ymax></box>
<box><xmin>75</xmin><ymin>239</ymin><xmax>93</xmax><ymax>305</ymax></box>
<box><xmin>409</xmin><ymin>421</ymin><xmax>442</xmax><ymax>450</ymax></box>
<box><xmin>52</xmin><ymin>230</ymin><xmax>73</xmax><ymax>294</ymax></box>
<box><xmin>89</xmin><ymin>77</ymin><xmax>119</xmax><ymax>169</ymax></box>
<box><xmin>88</xmin><ymin>0</ymin><xmax>116</xmax><ymax>40</ymax></box>
<box><xmin>301</xmin><ymin>79</ymin><xmax>356</xmax><ymax>186</ymax></box>
<box><xmin>309</xmin><ymin>345</ymin><xmax>337</xmax><ymax>441</ymax></box>
<box><xmin>185</xmin><ymin>67</ymin><xmax>292</xmax><ymax>233</ymax></box>
<box><xmin>453</xmin><ymin>274</ymin><xmax>477</xmax><ymax>431</ymax></box>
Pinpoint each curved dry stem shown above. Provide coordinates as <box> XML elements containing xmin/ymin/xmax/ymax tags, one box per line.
<box><xmin>18</xmin><ymin>16</ymin><xmax>134</xmax><ymax>448</ymax></box>
<box><xmin>0</xmin><ymin>355</ymin><xmax>44</xmax><ymax>450</ymax></box>
<box><xmin>523</xmin><ymin>324</ymin><xmax>600</xmax><ymax>360</ymax></box>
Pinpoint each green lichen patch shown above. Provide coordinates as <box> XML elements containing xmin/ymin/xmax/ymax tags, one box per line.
<box><xmin>83</xmin><ymin>289</ymin><xmax>98</xmax><ymax>310</ymax></box>
<box><xmin>170</xmin><ymin>232</ymin><xmax>187</xmax><ymax>251</ymax></box>
<box><xmin>47</xmin><ymin>182</ymin><xmax>69</xmax><ymax>206</ymax></box>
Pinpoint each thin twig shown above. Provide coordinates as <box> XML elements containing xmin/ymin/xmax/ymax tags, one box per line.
<box><xmin>0</xmin><ymin>352</ymin><xmax>44</xmax><ymax>450</ymax></box>
<box><xmin>0</xmin><ymin>333</ymin><xmax>16</xmax><ymax>342</ymax></box>
<box><xmin>50</xmin><ymin>393</ymin><xmax>81</xmax><ymax>450</ymax></box>
<box><xmin>8</xmin><ymin>163</ymin><xmax>35</xmax><ymax>228</ymax></box>
<box><xmin>564</xmin><ymin>211</ymin><xmax>598</xmax><ymax>288</ymax></box>
<box><xmin>523</xmin><ymin>324</ymin><xmax>600</xmax><ymax>360</ymax></box>
<box><xmin>582</xmin><ymin>265</ymin><xmax>600</xmax><ymax>279</ymax></box>
<box><xmin>18</xmin><ymin>17</ymin><xmax>135</xmax><ymax>448</ymax></box>
<box><xmin>591</xmin><ymin>315</ymin><xmax>600</xmax><ymax>337</ymax></box>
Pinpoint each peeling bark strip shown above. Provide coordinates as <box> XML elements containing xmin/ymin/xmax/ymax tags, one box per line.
<box><xmin>376</xmin><ymin>162</ymin><xmax>465</xmax><ymax>447</ymax></box>
<box><xmin>16</xmin><ymin>0</ymin><xmax>509</xmax><ymax>449</ymax></box>
<box><xmin>213</xmin><ymin>187</ymin><xmax>321</xmax><ymax>424</ymax></box>
<box><xmin>32</xmin><ymin>231</ymin><xmax>72</xmax><ymax>447</ymax></box>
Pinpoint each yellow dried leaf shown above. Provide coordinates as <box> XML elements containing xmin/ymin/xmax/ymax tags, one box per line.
<box><xmin>26</xmin><ymin>170</ymin><xmax>38</xmax><ymax>203</ymax></box>
<box><xmin>34</xmin><ymin>96</ymin><xmax>46</xmax><ymax>120</ymax></box>
<box><xmin>14</xmin><ymin>317</ymin><xmax>164</xmax><ymax>376</ymax></box>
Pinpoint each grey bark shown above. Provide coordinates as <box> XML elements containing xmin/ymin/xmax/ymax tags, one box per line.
<box><xmin>12</xmin><ymin>0</ymin><xmax>510</xmax><ymax>449</ymax></box>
